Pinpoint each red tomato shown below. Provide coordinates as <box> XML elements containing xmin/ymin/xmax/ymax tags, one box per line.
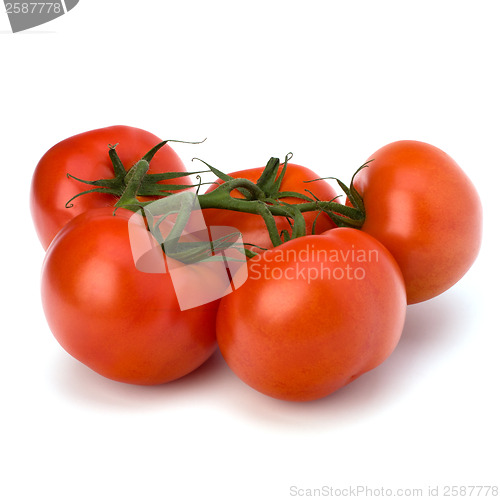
<box><xmin>202</xmin><ymin>163</ymin><xmax>338</xmax><ymax>252</ymax></box>
<box><xmin>41</xmin><ymin>207</ymin><xmax>219</xmax><ymax>385</ymax></box>
<box><xmin>31</xmin><ymin>125</ymin><xmax>188</xmax><ymax>250</ymax></box>
<box><xmin>216</xmin><ymin>228</ymin><xmax>406</xmax><ymax>401</ymax></box>
<box><xmin>352</xmin><ymin>140</ymin><xmax>482</xmax><ymax>304</ymax></box>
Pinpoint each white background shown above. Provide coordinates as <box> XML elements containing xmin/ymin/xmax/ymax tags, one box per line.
<box><xmin>1</xmin><ymin>1</ymin><xmax>498</xmax><ymax>499</ymax></box>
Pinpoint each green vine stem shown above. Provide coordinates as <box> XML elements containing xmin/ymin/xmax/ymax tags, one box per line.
<box><xmin>65</xmin><ymin>140</ymin><xmax>367</xmax><ymax>253</ymax></box>
<box><xmin>197</xmin><ymin>187</ymin><xmax>364</xmax><ymax>228</ymax></box>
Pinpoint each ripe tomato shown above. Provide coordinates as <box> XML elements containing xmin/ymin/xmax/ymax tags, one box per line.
<box><xmin>216</xmin><ymin>228</ymin><xmax>406</xmax><ymax>401</ymax></box>
<box><xmin>31</xmin><ymin>125</ymin><xmax>188</xmax><ymax>250</ymax></box>
<box><xmin>202</xmin><ymin>163</ymin><xmax>338</xmax><ymax>252</ymax></box>
<box><xmin>41</xmin><ymin>207</ymin><xmax>219</xmax><ymax>385</ymax></box>
<box><xmin>352</xmin><ymin>140</ymin><xmax>482</xmax><ymax>304</ymax></box>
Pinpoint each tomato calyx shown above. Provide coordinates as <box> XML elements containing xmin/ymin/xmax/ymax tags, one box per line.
<box><xmin>65</xmin><ymin>139</ymin><xmax>208</xmax><ymax>209</ymax></box>
<box><xmin>304</xmin><ymin>161</ymin><xmax>370</xmax><ymax>221</ymax></box>
<box><xmin>332</xmin><ymin>162</ymin><xmax>370</xmax><ymax>213</ymax></box>
<box><xmin>255</xmin><ymin>154</ymin><xmax>293</xmax><ymax>198</ymax></box>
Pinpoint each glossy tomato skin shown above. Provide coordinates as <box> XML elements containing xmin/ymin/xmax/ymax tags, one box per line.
<box><xmin>216</xmin><ymin>229</ymin><xmax>406</xmax><ymax>401</ymax></box>
<box><xmin>31</xmin><ymin>125</ymin><xmax>188</xmax><ymax>250</ymax></box>
<box><xmin>202</xmin><ymin>163</ymin><xmax>338</xmax><ymax>252</ymax></box>
<box><xmin>41</xmin><ymin>207</ymin><xmax>218</xmax><ymax>385</ymax></box>
<box><xmin>353</xmin><ymin>140</ymin><xmax>482</xmax><ymax>304</ymax></box>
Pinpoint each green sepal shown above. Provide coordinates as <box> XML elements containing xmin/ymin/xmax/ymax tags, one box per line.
<box><xmin>256</xmin><ymin>157</ymin><xmax>281</xmax><ymax>195</ymax></box>
<box><xmin>141</xmin><ymin>170</ymin><xmax>204</xmax><ymax>182</ymax></box>
<box><xmin>191</xmin><ymin>157</ymin><xmax>255</xmax><ymax>200</ymax></box>
<box><xmin>268</xmin><ymin>152</ymin><xmax>293</xmax><ymax>198</ymax></box>
<box><xmin>192</xmin><ymin>157</ymin><xmax>234</xmax><ymax>183</ymax></box>
<box><xmin>275</xmin><ymin>191</ymin><xmax>315</xmax><ymax>202</ymax></box>
<box><xmin>281</xmin><ymin>229</ymin><xmax>291</xmax><ymax>242</ymax></box>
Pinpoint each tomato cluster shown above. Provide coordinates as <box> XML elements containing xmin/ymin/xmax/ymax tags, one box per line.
<box><xmin>31</xmin><ymin>127</ymin><xmax>482</xmax><ymax>402</ymax></box>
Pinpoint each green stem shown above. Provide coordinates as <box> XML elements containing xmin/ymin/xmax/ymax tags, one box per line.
<box><xmin>198</xmin><ymin>187</ymin><xmax>362</xmax><ymax>221</ymax></box>
<box><xmin>206</xmin><ymin>177</ymin><xmax>267</xmax><ymax>202</ymax></box>
<box><xmin>162</xmin><ymin>195</ymin><xmax>196</xmax><ymax>253</ymax></box>
<box><xmin>115</xmin><ymin>159</ymin><xmax>150</xmax><ymax>210</ymax></box>
<box><xmin>196</xmin><ymin>177</ymin><xmax>365</xmax><ymax>244</ymax></box>
<box><xmin>289</xmin><ymin>205</ymin><xmax>307</xmax><ymax>239</ymax></box>
<box><xmin>252</xmin><ymin>202</ymin><xmax>284</xmax><ymax>247</ymax></box>
<box><xmin>108</xmin><ymin>144</ymin><xmax>127</xmax><ymax>178</ymax></box>
<box><xmin>199</xmin><ymin>179</ymin><xmax>283</xmax><ymax>246</ymax></box>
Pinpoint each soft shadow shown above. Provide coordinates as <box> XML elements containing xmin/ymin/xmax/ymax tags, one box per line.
<box><xmin>50</xmin><ymin>289</ymin><xmax>477</xmax><ymax>426</ymax></box>
<box><xmin>51</xmin><ymin>348</ymin><xmax>230</xmax><ymax>411</ymax></box>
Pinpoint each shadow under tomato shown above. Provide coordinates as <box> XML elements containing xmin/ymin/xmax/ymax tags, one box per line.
<box><xmin>50</xmin><ymin>347</ymin><xmax>231</xmax><ymax>411</ymax></box>
<box><xmin>50</xmin><ymin>287</ymin><xmax>479</xmax><ymax>426</ymax></box>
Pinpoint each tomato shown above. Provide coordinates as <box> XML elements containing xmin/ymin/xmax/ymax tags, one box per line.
<box><xmin>202</xmin><ymin>163</ymin><xmax>338</xmax><ymax>252</ymax></box>
<box><xmin>352</xmin><ymin>140</ymin><xmax>482</xmax><ymax>304</ymax></box>
<box><xmin>31</xmin><ymin>125</ymin><xmax>188</xmax><ymax>250</ymax></box>
<box><xmin>216</xmin><ymin>228</ymin><xmax>406</xmax><ymax>401</ymax></box>
<box><xmin>41</xmin><ymin>207</ymin><xmax>219</xmax><ymax>385</ymax></box>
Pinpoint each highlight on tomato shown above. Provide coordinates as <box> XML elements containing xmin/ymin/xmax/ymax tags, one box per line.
<box><xmin>216</xmin><ymin>228</ymin><xmax>407</xmax><ymax>402</ymax></box>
